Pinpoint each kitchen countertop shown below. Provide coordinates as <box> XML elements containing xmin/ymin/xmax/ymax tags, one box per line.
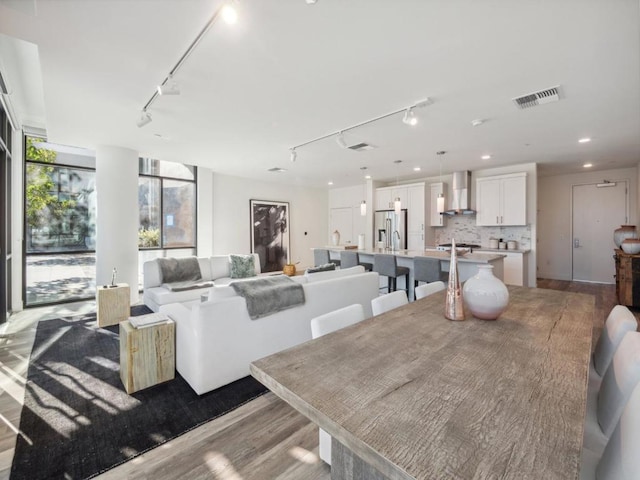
<box><xmin>474</xmin><ymin>247</ymin><xmax>531</xmax><ymax>254</ymax></box>
<box><xmin>324</xmin><ymin>247</ymin><xmax>505</xmax><ymax>263</ymax></box>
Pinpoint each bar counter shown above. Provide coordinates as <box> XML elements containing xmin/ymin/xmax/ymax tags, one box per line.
<box><xmin>318</xmin><ymin>247</ymin><xmax>505</xmax><ymax>299</ymax></box>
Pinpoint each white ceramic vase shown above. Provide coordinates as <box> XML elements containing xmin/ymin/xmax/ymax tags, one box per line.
<box><xmin>331</xmin><ymin>230</ymin><xmax>340</xmax><ymax>246</ymax></box>
<box><xmin>462</xmin><ymin>265</ymin><xmax>509</xmax><ymax>320</ymax></box>
<box><xmin>614</xmin><ymin>225</ymin><xmax>637</xmax><ymax>248</ymax></box>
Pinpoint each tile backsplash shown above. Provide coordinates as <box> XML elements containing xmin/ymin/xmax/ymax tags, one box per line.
<box><xmin>434</xmin><ymin>215</ymin><xmax>531</xmax><ymax>250</ymax></box>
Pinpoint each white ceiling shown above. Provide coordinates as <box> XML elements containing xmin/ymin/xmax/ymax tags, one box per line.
<box><xmin>0</xmin><ymin>0</ymin><xmax>639</xmax><ymax>188</ymax></box>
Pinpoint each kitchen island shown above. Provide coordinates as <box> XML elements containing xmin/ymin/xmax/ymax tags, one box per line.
<box><xmin>320</xmin><ymin>247</ymin><xmax>505</xmax><ymax>299</ymax></box>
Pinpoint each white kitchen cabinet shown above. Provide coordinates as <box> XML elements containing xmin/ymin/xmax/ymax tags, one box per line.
<box><xmin>429</xmin><ymin>182</ymin><xmax>446</xmax><ymax>227</ymax></box>
<box><xmin>475</xmin><ymin>250</ymin><xmax>528</xmax><ymax>286</ymax></box>
<box><xmin>407</xmin><ymin>184</ymin><xmax>425</xmax><ymax>250</ymax></box>
<box><xmin>375</xmin><ymin>186</ymin><xmax>408</xmax><ymax>210</ymax></box>
<box><xmin>476</xmin><ymin>173</ymin><xmax>526</xmax><ymax>226</ymax></box>
<box><xmin>376</xmin><ymin>187</ymin><xmax>394</xmax><ymax>210</ymax></box>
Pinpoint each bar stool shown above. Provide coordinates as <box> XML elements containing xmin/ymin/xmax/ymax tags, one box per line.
<box><xmin>313</xmin><ymin>249</ymin><xmax>340</xmax><ymax>268</ymax></box>
<box><xmin>413</xmin><ymin>256</ymin><xmax>446</xmax><ymax>288</ymax></box>
<box><xmin>373</xmin><ymin>254</ymin><xmax>409</xmax><ymax>293</ymax></box>
<box><xmin>340</xmin><ymin>250</ymin><xmax>372</xmax><ymax>271</ymax></box>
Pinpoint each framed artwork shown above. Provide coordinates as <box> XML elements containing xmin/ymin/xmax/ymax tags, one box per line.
<box><xmin>250</xmin><ymin>200</ymin><xmax>290</xmax><ymax>272</ymax></box>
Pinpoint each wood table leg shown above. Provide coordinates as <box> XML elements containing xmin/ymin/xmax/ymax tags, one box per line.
<box><xmin>331</xmin><ymin>438</ymin><xmax>389</xmax><ymax>480</ymax></box>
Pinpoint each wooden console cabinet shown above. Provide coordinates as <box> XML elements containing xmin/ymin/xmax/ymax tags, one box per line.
<box><xmin>615</xmin><ymin>249</ymin><xmax>640</xmax><ymax>307</ymax></box>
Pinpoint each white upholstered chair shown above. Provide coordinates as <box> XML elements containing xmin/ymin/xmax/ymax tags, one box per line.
<box><xmin>415</xmin><ymin>281</ymin><xmax>446</xmax><ymax>300</ymax></box>
<box><xmin>597</xmin><ymin>331</ymin><xmax>640</xmax><ymax>437</ymax></box>
<box><xmin>593</xmin><ymin>305</ymin><xmax>637</xmax><ymax>376</ymax></box>
<box><xmin>310</xmin><ymin>304</ymin><xmax>367</xmax><ymax>466</ymax></box>
<box><xmin>595</xmin><ymin>382</ymin><xmax>640</xmax><ymax>480</ymax></box>
<box><xmin>371</xmin><ymin>290</ymin><xmax>408</xmax><ymax>316</ymax></box>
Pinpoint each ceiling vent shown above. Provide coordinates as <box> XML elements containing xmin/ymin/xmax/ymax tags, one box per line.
<box><xmin>347</xmin><ymin>142</ymin><xmax>376</xmax><ymax>152</ymax></box>
<box><xmin>512</xmin><ymin>85</ymin><xmax>561</xmax><ymax>109</ymax></box>
<box><xmin>268</xmin><ymin>167</ymin><xmax>287</xmax><ymax>173</ymax></box>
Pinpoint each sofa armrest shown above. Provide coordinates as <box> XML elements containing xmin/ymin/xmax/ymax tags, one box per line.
<box><xmin>143</xmin><ymin>259</ymin><xmax>162</xmax><ymax>289</ymax></box>
<box><xmin>160</xmin><ymin>302</ymin><xmax>200</xmax><ymax>387</ymax></box>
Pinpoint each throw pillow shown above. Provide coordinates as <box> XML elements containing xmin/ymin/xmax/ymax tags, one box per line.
<box><xmin>230</xmin><ymin>254</ymin><xmax>257</xmax><ymax>279</ymax></box>
<box><xmin>306</xmin><ymin>263</ymin><xmax>336</xmax><ymax>274</ymax></box>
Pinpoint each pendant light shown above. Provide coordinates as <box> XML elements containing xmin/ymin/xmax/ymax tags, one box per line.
<box><xmin>436</xmin><ymin>151</ymin><xmax>445</xmax><ymax>213</ymax></box>
<box><xmin>393</xmin><ymin>160</ymin><xmax>402</xmax><ymax>215</ymax></box>
<box><xmin>360</xmin><ymin>167</ymin><xmax>368</xmax><ymax>216</ymax></box>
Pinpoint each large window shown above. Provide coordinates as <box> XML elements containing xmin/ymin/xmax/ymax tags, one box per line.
<box><xmin>24</xmin><ymin>136</ymin><xmax>96</xmax><ymax>306</ymax></box>
<box><xmin>138</xmin><ymin>158</ymin><xmax>197</xmax><ymax>287</ymax></box>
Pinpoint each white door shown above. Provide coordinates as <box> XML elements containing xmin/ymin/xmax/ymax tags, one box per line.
<box><xmin>572</xmin><ymin>182</ymin><xmax>627</xmax><ymax>283</ymax></box>
<box><xmin>330</xmin><ymin>207</ymin><xmax>353</xmax><ymax>245</ymax></box>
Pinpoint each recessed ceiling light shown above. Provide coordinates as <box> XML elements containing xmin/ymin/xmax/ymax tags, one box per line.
<box><xmin>328</xmin><ymin>181</ymin><xmax>333</xmax><ymax>186</ymax></box>
<box><xmin>481</xmin><ymin>155</ymin><xmax>491</xmax><ymax>160</ymax></box>
<box><xmin>471</xmin><ymin>119</ymin><xmax>484</xmax><ymax>127</ymax></box>
<box><xmin>579</xmin><ymin>137</ymin><xmax>591</xmax><ymax>143</ymax></box>
<box><xmin>583</xmin><ymin>163</ymin><xmax>593</xmax><ymax>168</ymax></box>
<box><xmin>413</xmin><ymin>167</ymin><xmax>421</xmax><ymax>172</ymax></box>
<box><xmin>365</xmin><ymin>175</ymin><xmax>371</xmax><ymax>179</ymax></box>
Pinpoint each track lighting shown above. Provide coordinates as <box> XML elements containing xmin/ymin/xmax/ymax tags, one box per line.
<box><xmin>287</xmin><ymin>98</ymin><xmax>430</xmax><ymax>159</ymax></box>
<box><xmin>402</xmin><ymin>108</ymin><xmax>418</xmax><ymax>126</ymax></box>
<box><xmin>137</xmin><ymin>2</ymin><xmax>238</xmax><ymax>126</ymax></box>
<box><xmin>136</xmin><ymin>110</ymin><xmax>152</xmax><ymax>128</ymax></box>
<box><xmin>157</xmin><ymin>75</ymin><xmax>180</xmax><ymax>96</ymax></box>
<box><xmin>336</xmin><ymin>132</ymin><xmax>348</xmax><ymax>149</ymax></box>
<box><xmin>290</xmin><ymin>148</ymin><xmax>297</xmax><ymax>162</ymax></box>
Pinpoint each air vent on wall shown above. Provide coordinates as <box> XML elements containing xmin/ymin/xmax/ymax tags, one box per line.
<box><xmin>347</xmin><ymin>142</ymin><xmax>376</xmax><ymax>152</ymax></box>
<box><xmin>512</xmin><ymin>85</ymin><xmax>561</xmax><ymax>109</ymax></box>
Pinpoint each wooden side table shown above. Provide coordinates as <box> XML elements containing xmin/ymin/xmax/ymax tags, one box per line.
<box><xmin>97</xmin><ymin>283</ymin><xmax>130</xmax><ymax>327</ymax></box>
<box><xmin>119</xmin><ymin>318</ymin><xmax>175</xmax><ymax>394</ymax></box>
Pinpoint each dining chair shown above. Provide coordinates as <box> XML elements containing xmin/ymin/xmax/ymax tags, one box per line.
<box><xmin>593</xmin><ymin>305</ymin><xmax>637</xmax><ymax>376</ymax></box>
<box><xmin>415</xmin><ymin>281</ymin><xmax>446</xmax><ymax>300</ymax></box>
<box><xmin>371</xmin><ymin>290</ymin><xmax>408</xmax><ymax>316</ymax></box>
<box><xmin>595</xmin><ymin>382</ymin><xmax>640</xmax><ymax>480</ymax></box>
<box><xmin>413</xmin><ymin>256</ymin><xmax>445</xmax><ymax>288</ymax></box>
<box><xmin>597</xmin><ymin>331</ymin><xmax>640</xmax><ymax>438</ymax></box>
<box><xmin>313</xmin><ymin>249</ymin><xmax>340</xmax><ymax>268</ymax></box>
<box><xmin>310</xmin><ymin>303</ymin><xmax>367</xmax><ymax>466</ymax></box>
<box><xmin>373</xmin><ymin>254</ymin><xmax>409</xmax><ymax>293</ymax></box>
<box><xmin>339</xmin><ymin>250</ymin><xmax>372</xmax><ymax>272</ymax></box>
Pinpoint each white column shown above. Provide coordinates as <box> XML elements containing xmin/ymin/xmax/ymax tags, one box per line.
<box><xmin>96</xmin><ymin>146</ymin><xmax>139</xmax><ymax>303</ymax></box>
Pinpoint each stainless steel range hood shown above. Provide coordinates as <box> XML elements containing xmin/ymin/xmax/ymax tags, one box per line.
<box><xmin>443</xmin><ymin>171</ymin><xmax>476</xmax><ymax>216</ymax></box>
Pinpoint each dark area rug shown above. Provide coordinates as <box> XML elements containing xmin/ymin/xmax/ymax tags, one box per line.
<box><xmin>10</xmin><ymin>305</ymin><xmax>268</xmax><ymax>480</ymax></box>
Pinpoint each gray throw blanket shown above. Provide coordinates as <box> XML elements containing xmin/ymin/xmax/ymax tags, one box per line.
<box><xmin>158</xmin><ymin>257</ymin><xmax>202</xmax><ymax>283</ymax></box>
<box><xmin>161</xmin><ymin>280</ymin><xmax>214</xmax><ymax>292</ymax></box>
<box><xmin>230</xmin><ymin>275</ymin><xmax>305</xmax><ymax>320</ymax></box>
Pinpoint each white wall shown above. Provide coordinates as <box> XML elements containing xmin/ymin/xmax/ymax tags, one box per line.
<box><xmin>197</xmin><ymin>167</ymin><xmax>214</xmax><ymax>258</ymax></box>
<box><xmin>211</xmin><ymin>173</ymin><xmax>328</xmax><ymax>268</ymax></box>
<box><xmin>538</xmin><ymin>166</ymin><xmax>638</xmax><ymax>281</ymax></box>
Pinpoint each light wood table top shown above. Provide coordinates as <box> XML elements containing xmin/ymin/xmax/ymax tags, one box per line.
<box><xmin>251</xmin><ymin>286</ymin><xmax>594</xmax><ymax>480</ymax></box>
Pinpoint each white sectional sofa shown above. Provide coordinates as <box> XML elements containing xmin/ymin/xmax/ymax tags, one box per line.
<box><xmin>143</xmin><ymin>254</ymin><xmax>261</xmax><ymax>312</ymax></box>
<box><xmin>160</xmin><ymin>266</ymin><xmax>380</xmax><ymax>395</ymax></box>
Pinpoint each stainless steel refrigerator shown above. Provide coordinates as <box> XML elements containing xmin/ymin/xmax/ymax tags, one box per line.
<box><xmin>374</xmin><ymin>210</ymin><xmax>407</xmax><ymax>250</ymax></box>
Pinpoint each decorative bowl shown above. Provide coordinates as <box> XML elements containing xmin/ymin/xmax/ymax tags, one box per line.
<box><xmin>621</xmin><ymin>238</ymin><xmax>640</xmax><ymax>255</ymax></box>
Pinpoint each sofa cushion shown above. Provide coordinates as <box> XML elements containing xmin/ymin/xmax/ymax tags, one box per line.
<box><xmin>145</xmin><ymin>285</ymin><xmax>212</xmax><ymax>307</ymax></box>
<box><xmin>230</xmin><ymin>254</ymin><xmax>257</xmax><ymax>279</ymax></box>
<box><xmin>157</xmin><ymin>257</ymin><xmax>202</xmax><ymax>283</ymax></box>
<box><xmin>305</xmin><ymin>265</ymin><xmax>365</xmax><ymax>283</ymax></box>
<box><xmin>211</xmin><ymin>256</ymin><xmax>231</xmax><ymax>279</ymax></box>
<box><xmin>208</xmin><ymin>285</ymin><xmax>238</xmax><ymax>300</ymax></box>
<box><xmin>306</xmin><ymin>263</ymin><xmax>336</xmax><ymax>274</ymax></box>
<box><xmin>162</xmin><ymin>280</ymin><xmax>214</xmax><ymax>292</ymax></box>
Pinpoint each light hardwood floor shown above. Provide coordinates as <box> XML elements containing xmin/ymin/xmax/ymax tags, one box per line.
<box><xmin>0</xmin><ymin>280</ymin><xmax>626</xmax><ymax>479</ymax></box>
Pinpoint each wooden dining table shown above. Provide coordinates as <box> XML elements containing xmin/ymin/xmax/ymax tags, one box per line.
<box><xmin>250</xmin><ymin>286</ymin><xmax>594</xmax><ymax>480</ymax></box>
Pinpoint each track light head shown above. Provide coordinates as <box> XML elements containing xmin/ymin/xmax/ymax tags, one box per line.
<box><xmin>290</xmin><ymin>148</ymin><xmax>297</xmax><ymax>162</ymax></box>
<box><xmin>136</xmin><ymin>110</ymin><xmax>152</xmax><ymax>128</ymax></box>
<box><xmin>402</xmin><ymin>108</ymin><xmax>418</xmax><ymax>126</ymax></box>
<box><xmin>221</xmin><ymin>4</ymin><xmax>238</xmax><ymax>24</ymax></box>
<box><xmin>336</xmin><ymin>132</ymin><xmax>348</xmax><ymax>149</ymax></box>
<box><xmin>157</xmin><ymin>75</ymin><xmax>180</xmax><ymax>96</ymax></box>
